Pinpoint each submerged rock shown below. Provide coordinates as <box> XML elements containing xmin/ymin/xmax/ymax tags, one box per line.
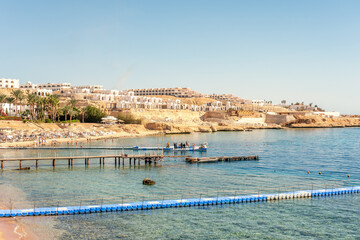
<box><xmin>143</xmin><ymin>178</ymin><xmax>156</xmax><ymax>185</ymax></box>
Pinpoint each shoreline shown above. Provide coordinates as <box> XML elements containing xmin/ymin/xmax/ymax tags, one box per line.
<box><xmin>0</xmin><ymin>218</ymin><xmax>34</xmax><ymax>240</ymax></box>
<box><xmin>0</xmin><ymin>131</ymin><xmax>161</xmax><ymax>148</ymax></box>
<box><xmin>1</xmin><ymin>124</ymin><xmax>360</xmax><ymax>149</ymax></box>
<box><xmin>0</xmin><ymin>202</ymin><xmax>35</xmax><ymax>240</ymax></box>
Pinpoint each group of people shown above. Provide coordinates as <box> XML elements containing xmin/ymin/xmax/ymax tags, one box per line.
<box><xmin>166</xmin><ymin>141</ymin><xmax>196</xmax><ymax>149</ymax></box>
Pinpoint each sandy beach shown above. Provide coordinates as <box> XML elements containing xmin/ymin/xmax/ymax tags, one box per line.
<box><xmin>0</xmin><ymin>218</ymin><xmax>35</xmax><ymax>240</ymax></box>
<box><xmin>0</xmin><ymin>121</ymin><xmax>162</xmax><ymax>148</ymax></box>
<box><xmin>0</xmin><ymin>201</ymin><xmax>36</xmax><ymax>240</ymax></box>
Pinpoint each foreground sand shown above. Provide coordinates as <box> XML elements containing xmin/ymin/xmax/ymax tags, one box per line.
<box><xmin>0</xmin><ymin>201</ymin><xmax>36</xmax><ymax>240</ymax></box>
<box><xmin>0</xmin><ymin>219</ymin><xmax>36</xmax><ymax>240</ymax></box>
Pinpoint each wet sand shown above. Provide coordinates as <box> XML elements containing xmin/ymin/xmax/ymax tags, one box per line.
<box><xmin>0</xmin><ymin>218</ymin><xmax>36</xmax><ymax>240</ymax></box>
<box><xmin>0</xmin><ymin>187</ymin><xmax>38</xmax><ymax>240</ymax></box>
<box><xmin>0</xmin><ymin>204</ymin><xmax>37</xmax><ymax>240</ymax></box>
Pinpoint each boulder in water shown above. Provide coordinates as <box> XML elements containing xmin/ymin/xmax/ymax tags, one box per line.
<box><xmin>143</xmin><ymin>178</ymin><xmax>155</xmax><ymax>185</ymax></box>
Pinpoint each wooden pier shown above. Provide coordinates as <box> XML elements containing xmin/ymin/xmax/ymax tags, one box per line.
<box><xmin>0</xmin><ymin>154</ymin><xmax>189</xmax><ymax>169</ymax></box>
<box><xmin>185</xmin><ymin>156</ymin><xmax>259</xmax><ymax>164</ymax></box>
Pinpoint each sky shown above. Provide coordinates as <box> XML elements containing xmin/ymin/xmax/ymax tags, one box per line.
<box><xmin>0</xmin><ymin>0</ymin><xmax>359</xmax><ymax>114</ymax></box>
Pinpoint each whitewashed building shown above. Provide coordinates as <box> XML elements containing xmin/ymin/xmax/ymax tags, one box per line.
<box><xmin>20</xmin><ymin>81</ymin><xmax>37</xmax><ymax>89</ymax></box>
<box><xmin>73</xmin><ymin>85</ymin><xmax>103</xmax><ymax>91</ymax></box>
<box><xmin>35</xmin><ymin>89</ymin><xmax>52</xmax><ymax>96</ymax></box>
<box><xmin>0</xmin><ymin>78</ymin><xmax>19</xmax><ymax>89</ymax></box>
<box><xmin>0</xmin><ymin>103</ymin><xmax>30</xmax><ymax>116</ymax></box>
<box><xmin>38</xmin><ymin>83</ymin><xmax>71</xmax><ymax>91</ymax></box>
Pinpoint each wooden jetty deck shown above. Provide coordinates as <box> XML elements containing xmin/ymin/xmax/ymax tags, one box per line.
<box><xmin>185</xmin><ymin>156</ymin><xmax>259</xmax><ymax>164</ymax></box>
<box><xmin>0</xmin><ymin>154</ymin><xmax>190</xmax><ymax>169</ymax></box>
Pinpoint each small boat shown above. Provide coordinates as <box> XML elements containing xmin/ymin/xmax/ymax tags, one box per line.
<box><xmin>15</xmin><ymin>167</ymin><xmax>31</xmax><ymax>171</ymax></box>
<box><xmin>163</xmin><ymin>146</ymin><xmax>207</xmax><ymax>152</ymax></box>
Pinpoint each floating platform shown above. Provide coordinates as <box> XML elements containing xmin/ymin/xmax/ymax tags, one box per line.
<box><xmin>186</xmin><ymin>155</ymin><xmax>259</xmax><ymax>163</ymax></box>
<box><xmin>0</xmin><ymin>186</ymin><xmax>358</xmax><ymax>218</ymax></box>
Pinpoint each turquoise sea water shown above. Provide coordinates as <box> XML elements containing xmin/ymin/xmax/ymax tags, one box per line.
<box><xmin>0</xmin><ymin>128</ymin><xmax>359</xmax><ymax>239</ymax></box>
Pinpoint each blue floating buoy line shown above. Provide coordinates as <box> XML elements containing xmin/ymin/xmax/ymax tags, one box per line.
<box><xmin>0</xmin><ymin>186</ymin><xmax>359</xmax><ymax>218</ymax></box>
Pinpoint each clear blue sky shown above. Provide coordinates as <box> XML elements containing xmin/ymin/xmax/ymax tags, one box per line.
<box><xmin>1</xmin><ymin>0</ymin><xmax>359</xmax><ymax>114</ymax></box>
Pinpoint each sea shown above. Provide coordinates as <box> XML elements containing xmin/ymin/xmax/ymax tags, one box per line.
<box><xmin>0</xmin><ymin>128</ymin><xmax>359</xmax><ymax>239</ymax></box>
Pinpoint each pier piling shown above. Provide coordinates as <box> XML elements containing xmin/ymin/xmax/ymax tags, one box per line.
<box><xmin>0</xmin><ymin>154</ymin><xmax>189</xmax><ymax>169</ymax></box>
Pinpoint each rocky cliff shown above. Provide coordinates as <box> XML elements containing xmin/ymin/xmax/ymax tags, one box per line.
<box><xmin>285</xmin><ymin>115</ymin><xmax>360</xmax><ymax>128</ymax></box>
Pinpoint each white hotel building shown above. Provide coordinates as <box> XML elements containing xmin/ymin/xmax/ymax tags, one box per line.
<box><xmin>20</xmin><ymin>82</ymin><xmax>52</xmax><ymax>96</ymax></box>
<box><xmin>37</xmin><ymin>83</ymin><xmax>71</xmax><ymax>92</ymax></box>
<box><xmin>129</xmin><ymin>87</ymin><xmax>205</xmax><ymax>98</ymax></box>
<box><xmin>0</xmin><ymin>78</ymin><xmax>19</xmax><ymax>88</ymax></box>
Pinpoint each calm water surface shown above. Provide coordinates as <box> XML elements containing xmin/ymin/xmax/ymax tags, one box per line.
<box><xmin>0</xmin><ymin>128</ymin><xmax>359</xmax><ymax>239</ymax></box>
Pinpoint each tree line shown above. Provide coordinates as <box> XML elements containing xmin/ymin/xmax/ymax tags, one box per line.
<box><xmin>0</xmin><ymin>90</ymin><xmax>106</xmax><ymax>123</ymax></box>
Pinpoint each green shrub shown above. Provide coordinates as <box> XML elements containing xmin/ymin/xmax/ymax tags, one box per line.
<box><xmin>117</xmin><ymin>112</ymin><xmax>142</xmax><ymax>124</ymax></box>
<box><xmin>84</xmin><ymin>106</ymin><xmax>106</xmax><ymax>123</ymax></box>
<box><xmin>22</xmin><ymin>119</ymin><xmax>28</xmax><ymax>123</ymax></box>
<box><xmin>45</xmin><ymin>118</ymin><xmax>52</xmax><ymax>123</ymax></box>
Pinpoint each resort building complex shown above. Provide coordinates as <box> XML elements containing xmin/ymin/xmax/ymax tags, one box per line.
<box><xmin>0</xmin><ymin>78</ymin><xmax>333</xmax><ymax>119</ymax></box>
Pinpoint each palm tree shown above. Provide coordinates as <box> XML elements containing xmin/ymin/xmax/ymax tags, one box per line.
<box><xmin>18</xmin><ymin>92</ymin><xmax>26</xmax><ymax>116</ymax></box>
<box><xmin>56</xmin><ymin>108</ymin><xmax>63</xmax><ymax>122</ymax></box>
<box><xmin>6</xmin><ymin>97</ymin><xmax>15</xmax><ymax>116</ymax></box>
<box><xmin>63</xmin><ymin>105</ymin><xmax>71</xmax><ymax>122</ymax></box>
<box><xmin>11</xmin><ymin>90</ymin><xmax>24</xmax><ymax>117</ymax></box>
<box><xmin>27</xmin><ymin>93</ymin><xmax>38</xmax><ymax>120</ymax></box>
<box><xmin>69</xmin><ymin>109</ymin><xmax>78</xmax><ymax>124</ymax></box>
<box><xmin>79</xmin><ymin>107</ymin><xmax>86</xmax><ymax>123</ymax></box>
<box><xmin>36</xmin><ymin>97</ymin><xmax>48</xmax><ymax>122</ymax></box>
<box><xmin>0</xmin><ymin>94</ymin><xmax>6</xmax><ymax>115</ymax></box>
<box><xmin>47</xmin><ymin>95</ymin><xmax>60</xmax><ymax>122</ymax></box>
<box><xmin>68</xmin><ymin>99</ymin><xmax>78</xmax><ymax>125</ymax></box>
<box><xmin>69</xmin><ymin>99</ymin><xmax>78</xmax><ymax>107</ymax></box>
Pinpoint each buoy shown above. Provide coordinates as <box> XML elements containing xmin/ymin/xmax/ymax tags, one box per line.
<box><xmin>347</xmin><ymin>175</ymin><xmax>350</xmax><ymax>178</ymax></box>
<box><xmin>307</xmin><ymin>171</ymin><xmax>310</xmax><ymax>174</ymax></box>
<box><xmin>319</xmin><ymin>172</ymin><xmax>322</xmax><ymax>175</ymax></box>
